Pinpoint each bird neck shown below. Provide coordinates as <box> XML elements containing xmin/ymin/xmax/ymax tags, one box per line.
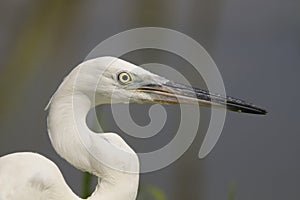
<box><xmin>47</xmin><ymin>86</ymin><xmax>139</xmax><ymax>200</ymax></box>
<box><xmin>47</xmin><ymin>91</ymin><xmax>93</xmax><ymax>172</ymax></box>
<box><xmin>89</xmin><ymin>177</ymin><xmax>139</xmax><ymax>200</ymax></box>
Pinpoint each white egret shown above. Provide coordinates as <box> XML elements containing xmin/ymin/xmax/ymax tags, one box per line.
<box><xmin>0</xmin><ymin>57</ymin><xmax>266</xmax><ymax>200</ymax></box>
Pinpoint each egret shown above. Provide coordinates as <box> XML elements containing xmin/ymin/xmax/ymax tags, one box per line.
<box><xmin>0</xmin><ymin>57</ymin><xmax>266</xmax><ymax>200</ymax></box>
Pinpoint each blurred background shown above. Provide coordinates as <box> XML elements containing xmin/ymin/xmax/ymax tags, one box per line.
<box><xmin>0</xmin><ymin>0</ymin><xmax>299</xmax><ymax>199</ymax></box>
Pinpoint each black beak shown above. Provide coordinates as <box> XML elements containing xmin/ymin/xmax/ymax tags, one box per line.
<box><xmin>136</xmin><ymin>81</ymin><xmax>267</xmax><ymax>115</ymax></box>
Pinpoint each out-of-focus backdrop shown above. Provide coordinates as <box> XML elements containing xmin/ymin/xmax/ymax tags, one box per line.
<box><xmin>0</xmin><ymin>1</ymin><xmax>299</xmax><ymax>200</ymax></box>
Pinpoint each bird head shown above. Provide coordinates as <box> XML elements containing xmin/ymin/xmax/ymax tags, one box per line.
<box><xmin>71</xmin><ymin>56</ymin><xmax>266</xmax><ymax>115</ymax></box>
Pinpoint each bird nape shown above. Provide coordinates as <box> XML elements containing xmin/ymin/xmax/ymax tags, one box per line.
<box><xmin>0</xmin><ymin>56</ymin><xmax>266</xmax><ymax>200</ymax></box>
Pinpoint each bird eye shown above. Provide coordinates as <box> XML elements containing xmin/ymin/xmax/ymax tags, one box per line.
<box><xmin>117</xmin><ymin>72</ymin><xmax>132</xmax><ymax>84</ymax></box>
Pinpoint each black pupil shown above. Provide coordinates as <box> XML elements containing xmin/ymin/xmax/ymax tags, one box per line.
<box><xmin>122</xmin><ymin>74</ymin><xmax>128</xmax><ymax>81</ymax></box>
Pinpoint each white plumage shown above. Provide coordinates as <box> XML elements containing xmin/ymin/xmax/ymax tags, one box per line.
<box><xmin>0</xmin><ymin>56</ymin><xmax>266</xmax><ymax>200</ymax></box>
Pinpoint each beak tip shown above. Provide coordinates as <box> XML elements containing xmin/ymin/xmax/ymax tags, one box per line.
<box><xmin>227</xmin><ymin>105</ymin><xmax>267</xmax><ymax>115</ymax></box>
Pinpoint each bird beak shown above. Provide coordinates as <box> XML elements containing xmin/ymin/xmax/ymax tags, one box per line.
<box><xmin>134</xmin><ymin>81</ymin><xmax>267</xmax><ymax>115</ymax></box>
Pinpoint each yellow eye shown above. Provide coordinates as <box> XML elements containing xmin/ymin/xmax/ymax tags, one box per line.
<box><xmin>118</xmin><ymin>72</ymin><xmax>132</xmax><ymax>84</ymax></box>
